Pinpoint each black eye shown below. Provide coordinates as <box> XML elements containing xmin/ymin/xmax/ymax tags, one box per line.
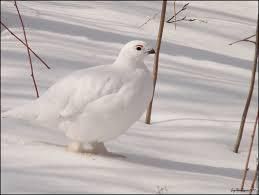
<box><xmin>136</xmin><ymin>46</ymin><xmax>142</xmax><ymax>51</ymax></box>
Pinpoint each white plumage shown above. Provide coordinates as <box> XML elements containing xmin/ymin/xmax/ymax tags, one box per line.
<box><xmin>3</xmin><ymin>40</ymin><xmax>155</xmax><ymax>155</ymax></box>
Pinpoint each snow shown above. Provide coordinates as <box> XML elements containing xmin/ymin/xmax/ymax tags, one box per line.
<box><xmin>1</xmin><ymin>1</ymin><xmax>258</xmax><ymax>194</ymax></box>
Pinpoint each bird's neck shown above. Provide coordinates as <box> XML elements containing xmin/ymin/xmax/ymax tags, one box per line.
<box><xmin>114</xmin><ymin>55</ymin><xmax>145</xmax><ymax>69</ymax></box>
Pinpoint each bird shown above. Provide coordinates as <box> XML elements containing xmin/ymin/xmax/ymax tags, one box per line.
<box><xmin>3</xmin><ymin>40</ymin><xmax>155</xmax><ymax>157</ymax></box>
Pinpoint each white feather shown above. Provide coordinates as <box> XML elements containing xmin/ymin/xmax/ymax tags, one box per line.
<box><xmin>3</xmin><ymin>40</ymin><xmax>154</xmax><ymax>143</ymax></box>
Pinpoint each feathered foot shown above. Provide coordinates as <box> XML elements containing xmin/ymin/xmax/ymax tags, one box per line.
<box><xmin>67</xmin><ymin>141</ymin><xmax>84</xmax><ymax>153</ymax></box>
<box><xmin>90</xmin><ymin>142</ymin><xmax>126</xmax><ymax>158</ymax></box>
<box><xmin>66</xmin><ymin>141</ymin><xmax>125</xmax><ymax>158</ymax></box>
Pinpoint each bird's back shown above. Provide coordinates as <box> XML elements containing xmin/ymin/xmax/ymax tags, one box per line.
<box><xmin>3</xmin><ymin>63</ymin><xmax>153</xmax><ymax>142</ymax></box>
<box><xmin>2</xmin><ymin>65</ymin><xmax>109</xmax><ymax>125</ymax></box>
<box><xmin>2</xmin><ymin>64</ymin><xmax>148</xmax><ymax>123</ymax></box>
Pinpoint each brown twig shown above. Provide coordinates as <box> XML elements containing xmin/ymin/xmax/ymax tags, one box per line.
<box><xmin>240</xmin><ymin>111</ymin><xmax>258</xmax><ymax>190</ymax></box>
<box><xmin>14</xmin><ymin>0</ymin><xmax>39</xmax><ymax>98</ymax></box>
<box><xmin>233</xmin><ymin>22</ymin><xmax>258</xmax><ymax>153</ymax></box>
<box><xmin>166</xmin><ymin>2</ymin><xmax>189</xmax><ymax>23</ymax></box>
<box><xmin>249</xmin><ymin>163</ymin><xmax>258</xmax><ymax>194</ymax></box>
<box><xmin>183</xmin><ymin>18</ymin><xmax>207</xmax><ymax>23</ymax></box>
<box><xmin>173</xmin><ymin>0</ymin><xmax>176</xmax><ymax>30</ymax></box>
<box><xmin>1</xmin><ymin>21</ymin><xmax>50</xmax><ymax>69</ymax></box>
<box><xmin>167</xmin><ymin>2</ymin><xmax>207</xmax><ymax>25</ymax></box>
<box><xmin>229</xmin><ymin>34</ymin><xmax>256</xmax><ymax>45</ymax></box>
<box><xmin>145</xmin><ymin>0</ymin><xmax>167</xmax><ymax>124</ymax></box>
<box><xmin>138</xmin><ymin>12</ymin><xmax>159</xmax><ymax>29</ymax></box>
<box><xmin>168</xmin><ymin>16</ymin><xmax>207</xmax><ymax>23</ymax></box>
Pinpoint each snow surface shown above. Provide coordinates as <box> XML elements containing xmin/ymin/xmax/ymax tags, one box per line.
<box><xmin>1</xmin><ymin>1</ymin><xmax>258</xmax><ymax>194</ymax></box>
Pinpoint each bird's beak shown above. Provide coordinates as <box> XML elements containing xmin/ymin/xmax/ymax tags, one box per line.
<box><xmin>147</xmin><ymin>48</ymin><xmax>156</xmax><ymax>54</ymax></box>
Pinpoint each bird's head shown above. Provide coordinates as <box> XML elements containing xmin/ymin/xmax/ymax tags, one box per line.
<box><xmin>115</xmin><ymin>40</ymin><xmax>155</xmax><ymax>67</ymax></box>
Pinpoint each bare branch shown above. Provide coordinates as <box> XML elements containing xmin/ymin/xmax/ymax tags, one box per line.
<box><xmin>1</xmin><ymin>21</ymin><xmax>51</xmax><ymax>69</ymax></box>
<box><xmin>229</xmin><ymin>34</ymin><xmax>256</xmax><ymax>45</ymax></box>
<box><xmin>169</xmin><ymin>16</ymin><xmax>187</xmax><ymax>23</ymax></box>
<box><xmin>166</xmin><ymin>2</ymin><xmax>189</xmax><ymax>23</ymax></box>
<box><xmin>168</xmin><ymin>16</ymin><xmax>207</xmax><ymax>24</ymax></box>
<box><xmin>138</xmin><ymin>12</ymin><xmax>159</xmax><ymax>29</ymax></box>
<box><xmin>183</xmin><ymin>18</ymin><xmax>207</xmax><ymax>23</ymax></box>
<box><xmin>249</xmin><ymin>163</ymin><xmax>258</xmax><ymax>194</ymax></box>
<box><xmin>241</xmin><ymin>40</ymin><xmax>256</xmax><ymax>44</ymax></box>
<box><xmin>145</xmin><ymin>0</ymin><xmax>167</xmax><ymax>124</ymax></box>
<box><xmin>233</xmin><ymin>23</ymin><xmax>258</xmax><ymax>153</ymax></box>
<box><xmin>173</xmin><ymin>0</ymin><xmax>176</xmax><ymax>30</ymax></box>
<box><xmin>240</xmin><ymin>111</ymin><xmax>258</xmax><ymax>190</ymax></box>
<box><xmin>167</xmin><ymin>2</ymin><xmax>207</xmax><ymax>25</ymax></box>
<box><xmin>14</xmin><ymin>0</ymin><xmax>39</xmax><ymax>98</ymax></box>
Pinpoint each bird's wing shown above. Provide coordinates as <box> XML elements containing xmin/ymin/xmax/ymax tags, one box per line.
<box><xmin>59</xmin><ymin>70</ymin><xmax>125</xmax><ymax>118</ymax></box>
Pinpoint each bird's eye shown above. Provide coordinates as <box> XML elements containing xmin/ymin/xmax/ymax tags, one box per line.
<box><xmin>136</xmin><ymin>46</ymin><xmax>142</xmax><ymax>51</ymax></box>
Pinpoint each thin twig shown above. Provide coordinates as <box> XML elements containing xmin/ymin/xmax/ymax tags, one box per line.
<box><xmin>14</xmin><ymin>0</ymin><xmax>39</xmax><ymax>97</ymax></box>
<box><xmin>249</xmin><ymin>163</ymin><xmax>258</xmax><ymax>194</ymax></box>
<box><xmin>183</xmin><ymin>18</ymin><xmax>207</xmax><ymax>23</ymax></box>
<box><xmin>168</xmin><ymin>16</ymin><xmax>207</xmax><ymax>23</ymax></box>
<box><xmin>233</xmin><ymin>22</ymin><xmax>258</xmax><ymax>153</ymax></box>
<box><xmin>1</xmin><ymin>21</ymin><xmax>50</xmax><ymax>69</ymax></box>
<box><xmin>145</xmin><ymin>0</ymin><xmax>167</xmax><ymax>124</ymax></box>
<box><xmin>166</xmin><ymin>2</ymin><xmax>189</xmax><ymax>23</ymax></box>
<box><xmin>229</xmin><ymin>34</ymin><xmax>256</xmax><ymax>45</ymax></box>
<box><xmin>170</xmin><ymin>16</ymin><xmax>187</xmax><ymax>23</ymax></box>
<box><xmin>167</xmin><ymin>2</ymin><xmax>207</xmax><ymax>25</ymax></box>
<box><xmin>173</xmin><ymin>0</ymin><xmax>176</xmax><ymax>30</ymax></box>
<box><xmin>138</xmin><ymin>12</ymin><xmax>159</xmax><ymax>29</ymax></box>
<box><xmin>240</xmin><ymin>111</ymin><xmax>258</xmax><ymax>190</ymax></box>
<box><xmin>240</xmin><ymin>40</ymin><xmax>256</xmax><ymax>44</ymax></box>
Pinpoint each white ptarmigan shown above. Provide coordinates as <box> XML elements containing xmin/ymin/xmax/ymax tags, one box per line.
<box><xmin>3</xmin><ymin>40</ymin><xmax>155</xmax><ymax>156</ymax></box>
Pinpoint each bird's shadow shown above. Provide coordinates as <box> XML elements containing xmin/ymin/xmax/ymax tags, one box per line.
<box><xmin>152</xmin><ymin>117</ymin><xmax>255</xmax><ymax>125</ymax></box>
<box><xmin>121</xmin><ymin>152</ymin><xmax>253</xmax><ymax>180</ymax></box>
<box><xmin>34</xmin><ymin>140</ymin><xmax>252</xmax><ymax>180</ymax></box>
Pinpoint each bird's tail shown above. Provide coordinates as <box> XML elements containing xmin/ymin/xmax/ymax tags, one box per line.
<box><xmin>1</xmin><ymin>102</ymin><xmax>37</xmax><ymax>120</ymax></box>
<box><xmin>2</xmin><ymin>107</ymin><xmax>24</xmax><ymax>119</ymax></box>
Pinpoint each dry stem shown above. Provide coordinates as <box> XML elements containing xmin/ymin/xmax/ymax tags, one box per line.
<box><xmin>14</xmin><ymin>0</ymin><xmax>39</xmax><ymax>98</ymax></box>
